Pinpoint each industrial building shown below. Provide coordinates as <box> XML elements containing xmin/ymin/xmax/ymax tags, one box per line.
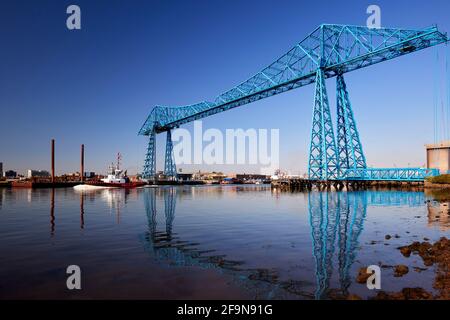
<box><xmin>4</xmin><ymin>170</ymin><xmax>17</xmax><ymax>179</ymax></box>
<box><xmin>84</xmin><ymin>172</ymin><xmax>96</xmax><ymax>178</ymax></box>
<box><xmin>177</xmin><ymin>173</ymin><xmax>193</xmax><ymax>181</ymax></box>
<box><xmin>192</xmin><ymin>171</ymin><xmax>227</xmax><ymax>181</ymax></box>
<box><xmin>426</xmin><ymin>141</ymin><xmax>450</xmax><ymax>174</ymax></box>
<box><xmin>27</xmin><ymin>169</ymin><xmax>51</xmax><ymax>178</ymax></box>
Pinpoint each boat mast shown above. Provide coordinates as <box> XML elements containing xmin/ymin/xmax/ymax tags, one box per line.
<box><xmin>117</xmin><ymin>152</ymin><xmax>122</xmax><ymax>170</ymax></box>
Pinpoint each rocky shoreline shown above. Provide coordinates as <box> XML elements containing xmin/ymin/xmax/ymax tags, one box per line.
<box><xmin>350</xmin><ymin>237</ymin><xmax>450</xmax><ymax>300</ymax></box>
<box><xmin>377</xmin><ymin>237</ymin><xmax>450</xmax><ymax>300</ymax></box>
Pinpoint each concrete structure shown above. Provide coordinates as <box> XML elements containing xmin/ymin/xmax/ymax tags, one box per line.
<box><xmin>426</xmin><ymin>141</ymin><xmax>450</xmax><ymax>174</ymax></box>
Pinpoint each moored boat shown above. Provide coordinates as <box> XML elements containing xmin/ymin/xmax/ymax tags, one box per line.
<box><xmin>85</xmin><ymin>153</ymin><xmax>146</xmax><ymax>188</ymax></box>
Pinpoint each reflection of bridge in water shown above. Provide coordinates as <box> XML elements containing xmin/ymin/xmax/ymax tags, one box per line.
<box><xmin>365</xmin><ymin>191</ymin><xmax>425</xmax><ymax>207</ymax></box>
<box><xmin>309</xmin><ymin>191</ymin><xmax>367</xmax><ymax>299</ymax></box>
<box><xmin>141</xmin><ymin>188</ymin><xmax>426</xmax><ymax>299</ymax></box>
<box><xmin>142</xmin><ymin>187</ymin><xmax>246</xmax><ymax>272</ymax></box>
<box><xmin>142</xmin><ymin>187</ymin><xmax>299</xmax><ymax>299</ymax></box>
<box><xmin>309</xmin><ymin>190</ymin><xmax>426</xmax><ymax>299</ymax></box>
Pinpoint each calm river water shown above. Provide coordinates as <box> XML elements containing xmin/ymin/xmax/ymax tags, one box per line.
<box><xmin>0</xmin><ymin>185</ymin><xmax>448</xmax><ymax>299</ymax></box>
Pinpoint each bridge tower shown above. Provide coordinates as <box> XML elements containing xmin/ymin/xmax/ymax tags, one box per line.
<box><xmin>142</xmin><ymin>128</ymin><xmax>178</xmax><ymax>180</ymax></box>
<box><xmin>336</xmin><ymin>74</ymin><xmax>367</xmax><ymax>175</ymax></box>
<box><xmin>143</xmin><ymin>127</ymin><xmax>156</xmax><ymax>179</ymax></box>
<box><xmin>308</xmin><ymin>68</ymin><xmax>339</xmax><ymax>180</ymax></box>
<box><xmin>164</xmin><ymin>129</ymin><xmax>177</xmax><ymax>179</ymax></box>
<box><xmin>308</xmin><ymin>70</ymin><xmax>367</xmax><ymax>181</ymax></box>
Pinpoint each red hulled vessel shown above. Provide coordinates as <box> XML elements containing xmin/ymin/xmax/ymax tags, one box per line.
<box><xmin>85</xmin><ymin>153</ymin><xmax>146</xmax><ymax>188</ymax></box>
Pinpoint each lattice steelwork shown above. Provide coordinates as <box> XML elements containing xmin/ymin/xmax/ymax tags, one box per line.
<box><xmin>142</xmin><ymin>128</ymin><xmax>156</xmax><ymax>179</ymax></box>
<box><xmin>344</xmin><ymin>167</ymin><xmax>439</xmax><ymax>181</ymax></box>
<box><xmin>336</xmin><ymin>74</ymin><xmax>367</xmax><ymax>174</ymax></box>
<box><xmin>139</xmin><ymin>24</ymin><xmax>448</xmax><ymax>180</ymax></box>
<box><xmin>164</xmin><ymin>130</ymin><xmax>177</xmax><ymax>179</ymax></box>
<box><xmin>308</xmin><ymin>68</ymin><xmax>339</xmax><ymax>180</ymax></box>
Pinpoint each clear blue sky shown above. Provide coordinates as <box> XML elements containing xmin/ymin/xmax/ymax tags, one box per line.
<box><xmin>1</xmin><ymin>0</ymin><xmax>449</xmax><ymax>175</ymax></box>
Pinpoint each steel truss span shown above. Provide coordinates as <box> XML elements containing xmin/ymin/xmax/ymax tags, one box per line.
<box><xmin>139</xmin><ymin>24</ymin><xmax>448</xmax><ymax>181</ymax></box>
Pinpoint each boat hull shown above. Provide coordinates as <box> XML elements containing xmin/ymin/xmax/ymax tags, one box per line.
<box><xmin>85</xmin><ymin>181</ymin><xmax>146</xmax><ymax>188</ymax></box>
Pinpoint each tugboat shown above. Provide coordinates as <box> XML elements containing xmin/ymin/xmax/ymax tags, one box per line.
<box><xmin>85</xmin><ymin>153</ymin><xmax>146</xmax><ymax>188</ymax></box>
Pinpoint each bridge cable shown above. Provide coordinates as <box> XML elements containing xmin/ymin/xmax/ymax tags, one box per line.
<box><xmin>433</xmin><ymin>46</ymin><xmax>438</xmax><ymax>143</ymax></box>
<box><xmin>446</xmin><ymin>44</ymin><xmax>450</xmax><ymax>141</ymax></box>
<box><xmin>441</xmin><ymin>46</ymin><xmax>447</xmax><ymax>141</ymax></box>
<box><xmin>440</xmin><ymin>45</ymin><xmax>449</xmax><ymax>141</ymax></box>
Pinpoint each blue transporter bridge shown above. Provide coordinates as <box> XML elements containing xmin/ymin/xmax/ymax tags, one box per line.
<box><xmin>139</xmin><ymin>24</ymin><xmax>447</xmax><ymax>182</ymax></box>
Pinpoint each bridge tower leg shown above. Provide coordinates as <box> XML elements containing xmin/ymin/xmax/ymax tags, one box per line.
<box><xmin>336</xmin><ymin>74</ymin><xmax>367</xmax><ymax>178</ymax></box>
<box><xmin>164</xmin><ymin>130</ymin><xmax>177</xmax><ymax>179</ymax></box>
<box><xmin>143</xmin><ymin>128</ymin><xmax>156</xmax><ymax>180</ymax></box>
<box><xmin>308</xmin><ymin>68</ymin><xmax>339</xmax><ymax>180</ymax></box>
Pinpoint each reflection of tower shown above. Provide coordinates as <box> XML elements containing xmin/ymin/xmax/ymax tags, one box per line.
<box><xmin>144</xmin><ymin>188</ymin><xmax>157</xmax><ymax>240</ymax></box>
<box><xmin>50</xmin><ymin>188</ymin><xmax>55</xmax><ymax>237</ymax></box>
<box><xmin>143</xmin><ymin>188</ymin><xmax>176</xmax><ymax>240</ymax></box>
<box><xmin>309</xmin><ymin>192</ymin><xmax>339</xmax><ymax>299</ymax></box>
<box><xmin>80</xmin><ymin>192</ymin><xmax>85</xmax><ymax>229</ymax></box>
<box><xmin>142</xmin><ymin>188</ymin><xmax>247</xmax><ymax>269</ymax></box>
<box><xmin>337</xmin><ymin>192</ymin><xmax>367</xmax><ymax>296</ymax></box>
<box><xmin>143</xmin><ymin>187</ymin><xmax>206</xmax><ymax>265</ymax></box>
<box><xmin>141</xmin><ymin>187</ymin><xmax>306</xmax><ymax>299</ymax></box>
<box><xmin>309</xmin><ymin>191</ymin><xmax>367</xmax><ymax>299</ymax></box>
<box><xmin>164</xmin><ymin>188</ymin><xmax>176</xmax><ymax>240</ymax></box>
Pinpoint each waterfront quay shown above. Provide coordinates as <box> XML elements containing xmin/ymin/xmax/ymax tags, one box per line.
<box><xmin>271</xmin><ymin>177</ymin><xmax>426</xmax><ymax>191</ymax></box>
